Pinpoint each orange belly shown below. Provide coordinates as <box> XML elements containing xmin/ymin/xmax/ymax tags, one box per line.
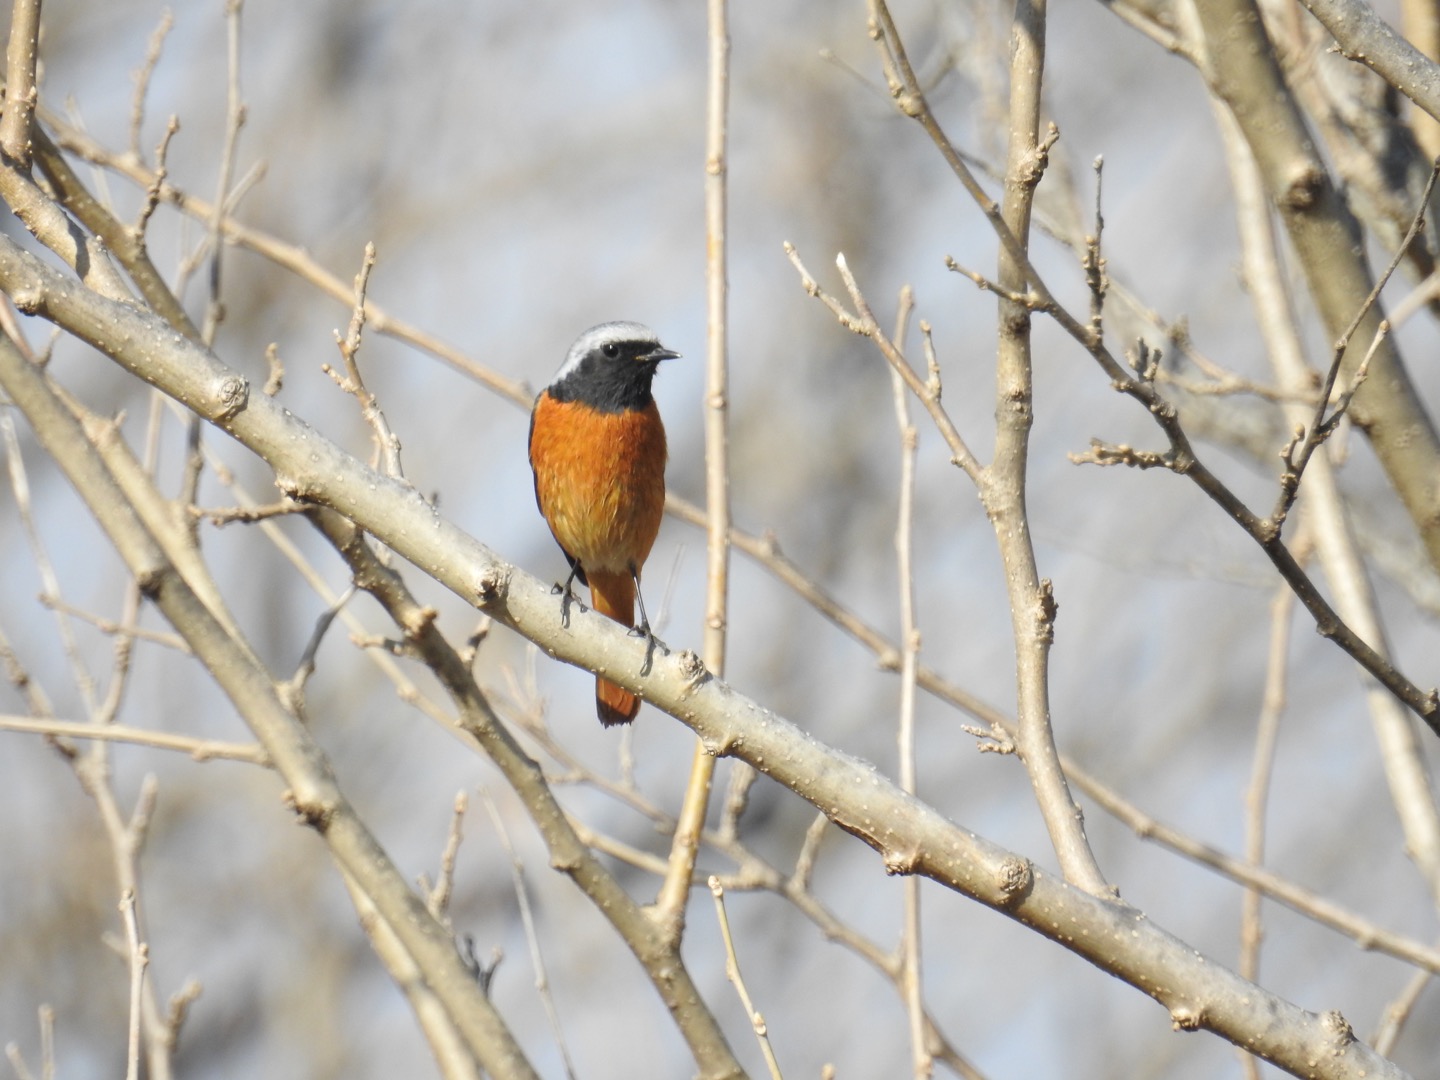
<box><xmin>529</xmin><ymin>392</ymin><xmax>667</xmax><ymax>576</ymax></box>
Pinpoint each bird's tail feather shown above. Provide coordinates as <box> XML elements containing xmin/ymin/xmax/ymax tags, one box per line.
<box><xmin>588</xmin><ymin>570</ymin><xmax>641</xmax><ymax>726</ymax></box>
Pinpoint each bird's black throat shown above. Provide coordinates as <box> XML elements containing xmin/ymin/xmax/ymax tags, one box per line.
<box><xmin>548</xmin><ymin>354</ymin><xmax>661</xmax><ymax>414</ymax></box>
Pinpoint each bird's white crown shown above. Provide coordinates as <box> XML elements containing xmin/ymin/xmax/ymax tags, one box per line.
<box><xmin>552</xmin><ymin>321</ymin><xmax>661</xmax><ymax>382</ymax></box>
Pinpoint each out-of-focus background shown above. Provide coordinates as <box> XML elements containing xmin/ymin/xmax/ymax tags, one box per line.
<box><xmin>2</xmin><ymin>1</ymin><xmax>1439</xmax><ymax>1076</ymax></box>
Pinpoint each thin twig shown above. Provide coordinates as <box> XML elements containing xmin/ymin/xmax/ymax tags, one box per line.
<box><xmin>656</xmin><ymin>0</ymin><xmax>732</xmax><ymax>944</ymax></box>
<box><xmin>91</xmin><ymin>576</ymin><xmax>143</xmax><ymax>725</ymax></box>
<box><xmin>1076</xmin><ymin>767</ymin><xmax>1440</xmax><ymax>974</ymax></box>
<box><xmin>2</xmin><ymin>412</ymin><xmax>101</xmax><ymax>716</ymax></box>
<box><xmin>278</xmin><ymin>585</ymin><xmax>356</xmax><ymax>709</ymax></box>
<box><xmin>1084</xmin><ymin>156</ymin><xmax>1107</xmax><ymax>332</ymax></box>
<box><xmin>1372</xmin><ymin>965</ymin><xmax>1433</xmax><ymax>1055</ymax></box>
<box><xmin>163</xmin><ymin>984</ymin><xmax>200</xmax><ymax>1063</ymax></box>
<box><xmin>128</xmin><ymin>10</ymin><xmax>174</xmax><ymax>161</ymax></box>
<box><xmin>1273</xmin><ymin>161</ymin><xmax>1440</xmax><ymax>532</ymax></box>
<box><xmin>37</xmin><ymin>592</ymin><xmax>190</xmax><ymax>653</ymax></box>
<box><xmin>1238</xmin><ymin>570</ymin><xmax>1300</xmax><ymax>1080</ymax></box>
<box><xmin>176</xmin><ymin>0</ymin><xmax>248</xmax><ymax>525</ymax></box>
<box><xmin>424</xmin><ymin>791</ymin><xmax>468</xmax><ymax>922</ymax></box>
<box><xmin>793</xmin><ymin>811</ymin><xmax>830</xmax><ymax>892</ymax></box>
<box><xmin>786</xmin><ymin>245</ymin><xmax>983</xmax><ymax>482</ymax></box>
<box><xmin>889</xmin><ymin>286</ymin><xmax>930</xmax><ymax>1078</ymax></box>
<box><xmin>193</xmin><ymin>499</ymin><xmax>307</xmax><ymax>526</ymax></box>
<box><xmin>2</xmin><ymin>1004</ymin><xmax>54</xmax><ymax>1080</ymax></box>
<box><xmin>323</xmin><ymin>242</ymin><xmax>403</xmax><ymax>478</ymax></box>
<box><xmin>43</xmin><ymin>109</ymin><xmax>530</xmax><ymax>404</ymax></box>
<box><xmin>480</xmin><ymin>790</ymin><xmax>578</xmax><ymax>1080</ymax></box>
<box><xmin>262</xmin><ymin>342</ymin><xmax>284</xmax><ymax>396</ymax></box>
<box><xmin>0</xmin><ymin>714</ymin><xmax>266</xmax><ymax>764</ymax></box>
<box><xmin>119</xmin><ymin>888</ymin><xmax>149</xmax><ymax>1080</ymax></box>
<box><xmin>135</xmin><ymin>116</ymin><xmax>178</xmax><ymax>242</ymax></box>
<box><xmin>867</xmin><ymin>0</ymin><xmax>1039</xmax><ymax>299</ymax></box>
<box><xmin>708</xmin><ymin>876</ymin><xmax>783</xmax><ymax>1079</ymax></box>
<box><xmin>562</xmin><ymin>791</ymin><xmax>976</xmax><ymax>1073</ymax></box>
<box><xmin>202</xmin><ymin>0</ymin><xmax>247</xmax><ymax>349</ymax></box>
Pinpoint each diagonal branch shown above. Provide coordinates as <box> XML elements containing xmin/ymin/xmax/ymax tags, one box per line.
<box><xmin>655</xmin><ymin>0</ymin><xmax>732</xmax><ymax>943</ymax></box>
<box><xmin>1190</xmin><ymin>0</ymin><xmax>1440</xmax><ymax>571</ymax></box>
<box><xmin>305</xmin><ymin>508</ymin><xmax>746</xmax><ymax>1079</ymax></box>
<box><xmin>0</xmin><ymin>225</ymin><xmax>1415</xmax><ymax>1080</ymax></box>
<box><xmin>861</xmin><ymin>0</ymin><xmax>1439</xmax><ymax>733</ymax></box>
<box><xmin>0</xmin><ymin>334</ymin><xmax>541</xmax><ymax>1080</ymax></box>
<box><xmin>1297</xmin><ymin>0</ymin><xmax>1440</xmax><ymax>125</ymax></box>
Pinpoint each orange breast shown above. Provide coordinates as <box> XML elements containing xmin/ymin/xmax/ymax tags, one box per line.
<box><xmin>529</xmin><ymin>392</ymin><xmax>667</xmax><ymax>575</ymax></box>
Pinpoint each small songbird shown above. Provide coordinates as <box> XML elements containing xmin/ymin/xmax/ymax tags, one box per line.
<box><xmin>528</xmin><ymin>321</ymin><xmax>680</xmax><ymax>726</ymax></box>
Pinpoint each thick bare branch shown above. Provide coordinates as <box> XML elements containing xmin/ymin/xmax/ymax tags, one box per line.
<box><xmin>0</xmin><ymin>334</ymin><xmax>541</xmax><ymax>1080</ymax></box>
<box><xmin>304</xmin><ymin>508</ymin><xmax>745</xmax><ymax>1079</ymax></box>
<box><xmin>1192</xmin><ymin>0</ymin><xmax>1440</xmax><ymax>571</ymax></box>
<box><xmin>0</xmin><ymin>220</ymin><xmax>1413</xmax><ymax>1080</ymax></box>
<box><xmin>854</xmin><ymin>4</ymin><xmax>1440</xmax><ymax>731</ymax></box>
<box><xmin>0</xmin><ymin>0</ymin><xmax>42</xmax><ymax>167</ymax></box>
<box><xmin>1298</xmin><ymin>0</ymin><xmax>1440</xmax><ymax>125</ymax></box>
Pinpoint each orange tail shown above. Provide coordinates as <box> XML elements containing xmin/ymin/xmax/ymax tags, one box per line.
<box><xmin>587</xmin><ymin>570</ymin><xmax>640</xmax><ymax>726</ymax></box>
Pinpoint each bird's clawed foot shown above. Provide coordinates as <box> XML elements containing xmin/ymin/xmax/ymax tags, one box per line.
<box><xmin>554</xmin><ymin>563</ymin><xmax>584</xmax><ymax>628</ymax></box>
<box><xmin>631</xmin><ymin>619</ymin><xmax>667</xmax><ymax>676</ymax></box>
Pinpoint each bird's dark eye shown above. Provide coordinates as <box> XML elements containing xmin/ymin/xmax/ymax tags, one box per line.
<box><xmin>602</xmin><ymin>342</ymin><xmax>620</xmax><ymax>358</ymax></box>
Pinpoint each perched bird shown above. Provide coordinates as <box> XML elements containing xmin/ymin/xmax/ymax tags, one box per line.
<box><xmin>528</xmin><ymin>321</ymin><xmax>680</xmax><ymax>725</ymax></box>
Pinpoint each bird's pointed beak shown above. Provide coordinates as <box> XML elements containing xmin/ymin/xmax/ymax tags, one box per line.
<box><xmin>648</xmin><ymin>345</ymin><xmax>681</xmax><ymax>362</ymax></box>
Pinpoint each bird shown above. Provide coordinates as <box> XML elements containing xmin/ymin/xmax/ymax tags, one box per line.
<box><xmin>528</xmin><ymin>321</ymin><xmax>680</xmax><ymax>726</ymax></box>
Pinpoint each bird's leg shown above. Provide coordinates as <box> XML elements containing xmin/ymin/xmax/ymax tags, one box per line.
<box><xmin>628</xmin><ymin>563</ymin><xmax>665</xmax><ymax>675</ymax></box>
<box><xmin>554</xmin><ymin>559</ymin><xmax>583</xmax><ymax>628</ymax></box>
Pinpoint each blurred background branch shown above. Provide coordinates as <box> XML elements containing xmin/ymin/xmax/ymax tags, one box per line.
<box><xmin>0</xmin><ymin>1</ymin><xmax>1438</xmax><ymax>1078</ymax></box>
